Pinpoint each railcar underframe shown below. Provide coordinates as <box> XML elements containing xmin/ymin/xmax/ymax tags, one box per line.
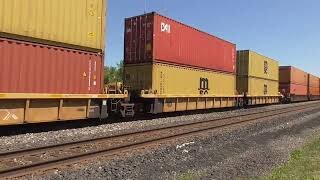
<box><xmin>139</xmin><ymin>93</ymin><xmax>280</xmax><ymax>114</ymax></box>
<box><xmin>0</xmin><ymin>93</ymin><xmax>130</xmax><ymax>126</ymax></box>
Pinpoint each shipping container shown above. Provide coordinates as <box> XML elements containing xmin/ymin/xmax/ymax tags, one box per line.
<box><xmin>237</xmin><ymin>77</ymin><xmax>279</xmax><ymax>96</ymax></box>
<box><xmin>0</xmin><ymin>37</ymin><xmax>103</xmax><ymax>94</ymax></box>
<box><xmin>124</xmin><ymin>63</ymin><xmax>236</xmax><ymax>97</ymax></box>
<box><xmin>279</xmin><ymin>66</ymin><xmax>308</xmax><ymax>86</ymax></box>
<box><xmin>124</xmin><ymin>12</ymin><xmax>236</xmax><ymax>73</ymax></box>
<box><xmin>124</xmin><ymin>62</ymin><xmax>237</xmax><ymax>113</ymax></box>
<box><xmin>279</xmin><ymin>66</ymin><xmax>308</xmax><ymax>101</ymax></box>
<box><xmin>308</xmin><ymin>74</ymin><xmax>320</xmax><ymax>99</ymax></box>
<box><xmin>0</xmin><ymin>0</ymin><xmax>106</xmax><ymax>52</ymax></box>
<box><xmin>237</xmin><ymin>50</ymin><xmax>279</xmax><ymax>96</ymax></box>
<box><xmin>279</xmin><ymin>83</ymin><xmax>308</xmax><ymax>97</ymax></box>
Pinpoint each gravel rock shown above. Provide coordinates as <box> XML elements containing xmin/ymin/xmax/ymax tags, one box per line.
<box><xmin>0</xmin><ymin>101</ymin><xmax>316</xmax><ymax>153</ymax></box>
<box><xmin>34</xmin><ymin>104</ymin><xmax>320</xmax><ymax>180</ymax></box>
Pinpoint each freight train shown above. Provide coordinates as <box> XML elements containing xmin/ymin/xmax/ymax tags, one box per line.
<box><xmin>0</xmin><ymin>1</ymin><xmax>319</xmax><ymax>126</ymax></box>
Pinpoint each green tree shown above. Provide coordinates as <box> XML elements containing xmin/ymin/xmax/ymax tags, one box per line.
<box><xmin>104</xmin><ymin>60</ymin><xmax>123</xmax><ymax>84</ymax></box>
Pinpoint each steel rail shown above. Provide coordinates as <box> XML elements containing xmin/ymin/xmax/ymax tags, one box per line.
<box><xmin>0</xmin><ymin>102</ymin><xmax>319</xmax><ymax>179</ymax></box>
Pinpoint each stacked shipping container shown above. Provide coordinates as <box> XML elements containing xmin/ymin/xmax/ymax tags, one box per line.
<box><xmin>236</xmin><ymin>50</ymin><xmax>279</xmax><ymax>96</ymax></box>
<box><xmin>279</xmin><ymin>67</ymin><xmax>320</xmax><ymax>101</ymax></box>
<box><xmin>279</xmin><ymin>66</ymin><xmax>309</xmax><ymax>101</ymax></box>
<box><xmin>236</xmin><ymin>50</ymin><xmax>279</xmax><ymax>104</ymax></box>
<box><xmin>124</xmin><ymin>12</ymin><xmax>236</xmax><ymax>97</ymax></box>
<box><xmin>0</xmin><ymin>0</ymin><xmax>106</xmax><ymax>94</ymax></box>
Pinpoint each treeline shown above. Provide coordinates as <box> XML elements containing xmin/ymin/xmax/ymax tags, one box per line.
<box><xmin>104</xmin><ymin>60</ymin><xmax>123</xmax><ymax>84</ymax></box>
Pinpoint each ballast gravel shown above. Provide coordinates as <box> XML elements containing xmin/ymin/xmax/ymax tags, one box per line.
<box><xmin>1</xmin><ymin>101</ymin><xmax>320</xmax><ymax>180</ymax></box>
<box><xmin>0</xmin><ymin>101</ymin><xmax>316</xmax><ymax>153</ymax></box>
<box><xmin>41</xmin><ymin>104</ymin><xmax>320</xmax><ymax>180</ymax></box>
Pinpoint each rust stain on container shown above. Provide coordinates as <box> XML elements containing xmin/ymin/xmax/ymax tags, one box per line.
<box><xmin>0</xmin><ymin>38</ymin><xmax>103</xmax><ymax>94</ymax></box>
<box><xmin>124</xmin><ymin>12</ymin><xmax>236</xmax><ymax>73</ymax></box>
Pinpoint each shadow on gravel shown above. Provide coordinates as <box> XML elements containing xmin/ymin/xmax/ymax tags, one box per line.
<box><xmin>0</xmin><ymin>105</ymin><xmax>270</xmax><ymax>137</ymax></box>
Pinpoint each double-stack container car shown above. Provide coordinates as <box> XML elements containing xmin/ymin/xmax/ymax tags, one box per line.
<box><xmin>279</xmin><ymin>66</ymin><xmax>309</xmax><ymax>102</ymax></box>
<box><xmin>0</xmin><ymin>7</ymin><xmax>318</xmax><ymax>126</ymax></box>
<box><xmin>124</xmin><ymin>12</ymin><xmax>238</xmax><ymax>113</ymax></box>
<box><xmin>237</xmin><ymin>50</ymin><xmax>280</xmax><ymax>105</ymax></box>
<box><xmin>0</xmin><ymin>0</ymin><xmax>128</xmax><ymax>126</ymax></box>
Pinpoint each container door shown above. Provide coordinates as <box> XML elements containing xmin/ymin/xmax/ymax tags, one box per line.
<box><xmin>124</xmin><ymin>18</ymin><xmax>137</xmax><ymax>63</ymax></box>
<box><xmin>124</xmin><ymin>14</ymin><xmax>154</xmax><ymax>64</ymax></box>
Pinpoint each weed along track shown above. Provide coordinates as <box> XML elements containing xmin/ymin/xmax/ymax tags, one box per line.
<box><xmin>0</xmin><ymin>101</ymin><xmax>320</xmax><ymax>179</ymax></box>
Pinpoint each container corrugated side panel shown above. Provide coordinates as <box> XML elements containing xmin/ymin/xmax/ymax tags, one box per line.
<box><xmin>124</xmin><ymin>12</ymin><xmax>236</xmax><ymax>73</ymax></box>
<box><xmin>308</xmin><ymin>74</ymin><xmax>320</xmax><ymax>96</ymax></box>
<box><xmin>279</xmin><ymin>83</ymin><xmax>308</xmax><ymax>96</ymax></box>
<box><xmin>238</xmin><ymin>76</ymin><xmax>278</xmax><ymax>96</ymax></box>
<box><xmin>124</xmin><ymin>13</ymin><xmax>154</xmax><ymax>64</ymax></box>
<box><xmin>0</xmin><ymin>0</ymin><xmax>106</xmax><ymax>52</ymax></box>
<box><xmin>308</xmin><ymin>74</ymin><xmax>319</xmax><ymax>88</ymax></box>
<box><xmin>279</xmin><ymin>66</ymin><xmax>308</xmax><ymax>85</ymax></box>
<box><xmin>237</xmin><ymin>50</ymin><xmax>278</xmax><ymax>96</ymax></box>
<box><xmin>153</xmin><ymin>13</ymin><xmax>236</xmax><ymax>73</ymax></box>
<box><xmin>248</xmin><ymin>51</ymin><xmax>279</xmax><ymax>81</ymax></box>
<box><xmin>291</xmin><ymin>66</ymin><xmax>308</xmax><ymax>85</ymax></box>
<box><xmin>237</xmin><ymin>50</ymin><xmax>278</xmax><ymax>81</ymax></box>
<box><xmin>0</xmin><ymin>38</ymin><xmax>102</xmax><ymax>94</ymax></box>
<box><xmin>247</xmin><ymin>77</ymin><xmax>278</xmax><ymax>96</ymax></box>
<box><xmin>124</xmin><ymin>63</ymin><xmax>236</xmax><ymax>97</ymax></box>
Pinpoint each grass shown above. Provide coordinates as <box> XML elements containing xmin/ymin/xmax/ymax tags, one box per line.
<box><xmin>264</xmin><ymin>137</ymin><xmax>320</xmax><ymax>180</ymax></box>
<box><xmin>177</xmin><ymin>170</ymin><xmax>202</xmax><ymax>180</ymax></box>
<box><xmin>177</xmin><ymin>137</ymin><xmax>320</xmax><ymax>180</ymax></box>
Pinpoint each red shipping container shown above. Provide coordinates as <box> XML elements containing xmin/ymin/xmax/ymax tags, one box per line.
<box><xmin>124</xmin><ymin>12</ymin><xmax>236</xmax><ymax>73</ymax></box>
<box><xmin>279</xmin><ymin>66</ymin><xmax>308</xmax><ymax>96</ymax></box>
<box><xmin>0</xmin><ymin>38</ymin><xmax>103</xmax><ymax>94</ymax></box>
<box><xmin>308</xmin><ymin>74</ymin><xmax>320</xmax><ymax>96</ymax></box>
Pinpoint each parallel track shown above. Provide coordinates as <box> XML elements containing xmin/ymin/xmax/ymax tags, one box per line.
<box><xmin>0</xmin><ymin>102</ymin><xmax>320</xmax><ymax>179</ymax></box>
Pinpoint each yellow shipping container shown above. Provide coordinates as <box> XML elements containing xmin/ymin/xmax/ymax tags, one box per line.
<box><xmin>124</xmin><ymin>63</ymin><xmax>236</xmax><ymax>97</ymax></box>
<box><xmin>237</xmin><ymin>50</ymin><xmax>279</xmax><ymax>96</ymax></box>
<box><xmin>237</xmin><ymin>77</ymin><xmax>279</xmax><ymax>96</ymax></box>
<box><xmin>125</xmin><ymin>63</ymin><xmax>237</xmax><ymax>112</ymax></box>
<box><xmin>0</xmin><ymin>0</ymin><xmax>106</xmax><ymax>52</ymax></box>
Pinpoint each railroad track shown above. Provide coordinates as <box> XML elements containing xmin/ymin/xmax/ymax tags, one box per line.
<box><xmin>0</xmin><ymin>102</ymin><xmax>320</xmax><ymax>179</ymax></box>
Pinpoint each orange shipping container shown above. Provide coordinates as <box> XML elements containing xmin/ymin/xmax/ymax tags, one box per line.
<box><xmin>308</xmin><ymin>74</ymin><xmax>320</xmax><ymax>97</ymax></box>
<box><xmin>279</xmin><ymin>66</ymin><xmax>308</xmax><ymax>85</ymax></box>
<box><xmin>279</xmin><ymin>66</ymin><xmax>308</xmax><ymax>98</ymax></box>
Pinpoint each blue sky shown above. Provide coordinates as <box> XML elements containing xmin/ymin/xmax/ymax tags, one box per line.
<box><xmin>106</xmin><ymin>0</ymin><xmax>319</xmax><ymax>76</ymax></box>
